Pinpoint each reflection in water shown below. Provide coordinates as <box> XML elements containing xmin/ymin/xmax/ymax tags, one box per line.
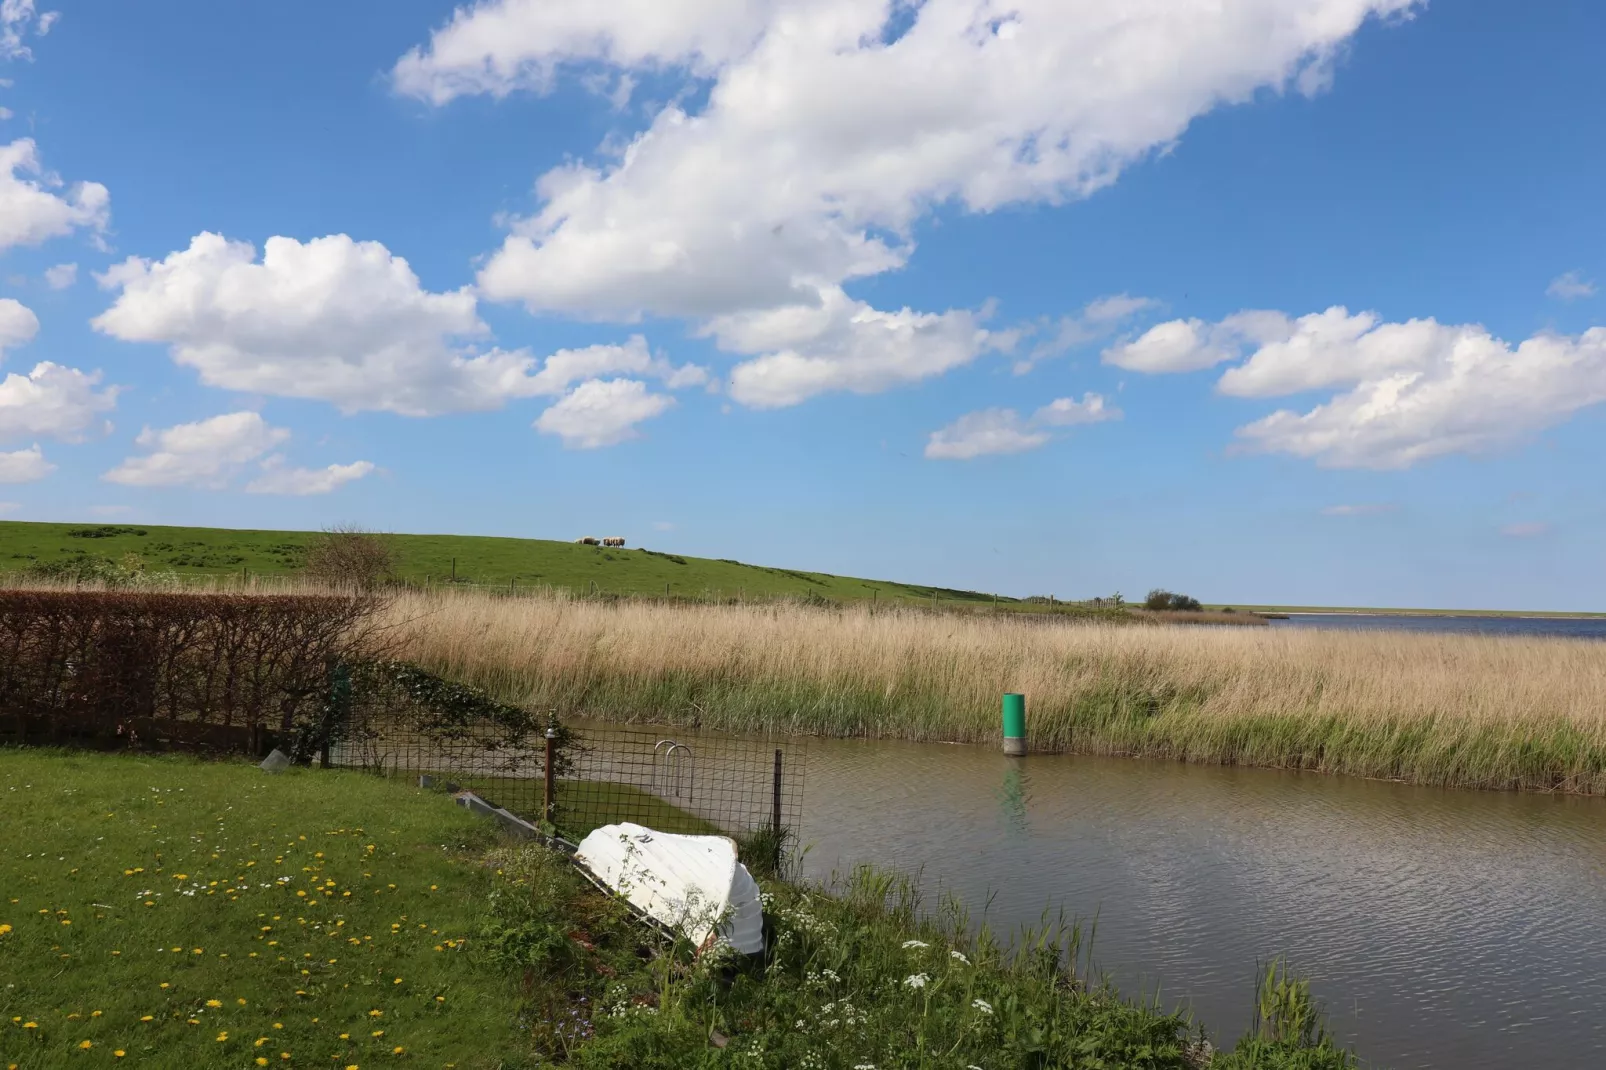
<box><xmin>996</xmin><ymin>765</ymin><xmax>1029</xmax><ymax>838</ymax></box>
<box><xmin>797</xmin><ymin>736</ymin><xmax>1606</xmax><ymax>1070</ymax></box>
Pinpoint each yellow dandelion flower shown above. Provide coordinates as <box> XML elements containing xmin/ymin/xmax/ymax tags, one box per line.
<box><xmin>371</xmin><ymin>1030</ymin><xmax>383</xmax><ymax>1037</ymax></box>
<box><xmin>23</xmin><ymin>1022</ymin><xmax>37</xmax><ymax>1029</ymax></box>
<box><xmin>257</xmin><ymin>1060</ymin><xmax>269</xmax><ymax>1067</ymax></box>
<box><xmin>141</xmin><ymin>1015</ymin><xmax>154</xmax><ymax>1022</ymax></box>
<box><xmin>273</xmin><ymin>1022</ymin><xmax>283</xmax><ymax>1030</ymax></box>
<box><xmin>369</xmin><ymin>1010</ymin><xmax>382</xmax><ymax>1017</ymax></box>
<box><xmin>206</xmin><ymin>999</ymin><xmax>223</xmax><ymax>1008</ymax></box>
<box><xmin>339</xmin><ymin>1033</ymin><xmax>349</xmax><ymax>1040</ymax></box>
<box><xmin>115</xmin><ymin>1053</ymin><xmax>126</xmax><ymax>1059</ymax></box>
<box><xmin>392</xmin><ymin>978</ymin><xmax>402</xmax><ymax>985</ymax></box>
<box><xmin>238</xmin><ymin>998</ymin><xmax>248</xmax><ymax>1005</ymax></box>
<box><xmin>217</xmin><ymin>1031</ymin><xmax>229</xmax><ymax>1042</ymax></box>
<box><xmin>174</xmin><ymin>874</ymin><xmax>187</xmax><ymax>880</ymax></box>
<box><xmin>79</xmin><ymin>1040</ymin><xmax>93</xmax><ymax>1050</ymax></box>
<box><xmin>0</xmin><ymin>924</ymin><xmax>11</xmax><ymax>935</ymax></box>
<box><xmin>159</xmin><ymin>983</ymin><xmax>170</xmax><ymax>989</ymax></box>
<box><xmin>280</xmin><ymin>1054</ymin><xmax>290</xmax><ymax>1061</ymax></box>
<box><xmin>91</xmin><ymin>1011</ymin><xmax>103</xmax><ymax>1018</ymax></box>
<box><xmin>392</xmin><ymin>1047</ymin><xmax>404</xmax><ymax>1055</ymax></box>
<box><xmin>256</xmin><ymin>1037</ymin><xmax>268</xmax><ymax>1047</ymax></box>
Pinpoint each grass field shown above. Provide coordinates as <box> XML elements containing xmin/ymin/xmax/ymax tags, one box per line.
<box><xmin>0</xmin><ymin>750</ymin><xmax>522</xmax><ymax>1069</ymax></box>
<box><xmin>387</xmin><ymin>587</ymin><xmax>1606</xmax><ymax>795</ymax></box>
<box><xmin>0</xmin><ymin>749</ymin><xmax>1354</xmax><ymax>1069</ymax></box>
<box><xmin>0</xmin><ymin>520</ymin><xmax>1013</xmax><ymax>607</ymax></box>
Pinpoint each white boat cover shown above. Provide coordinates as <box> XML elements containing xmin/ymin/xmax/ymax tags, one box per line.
<box><xmin>574</xmin><ymin>822</ymin><xmax>765</xmax><ymax>955</ymax></box>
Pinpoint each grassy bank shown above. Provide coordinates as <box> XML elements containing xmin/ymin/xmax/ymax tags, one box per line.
<box><xmin>0</xmin><ymin>749</ymin><xmax>1354</xmax><ymax>1068</ymax></box>
<box><xmin>386</xmin><ymin>589</ymin><xmax>1606</xmax><ymax>795</ymax></box>
<box><xmin>0</xmin><ymin>520</ymin><xmax>1012</xmax><ymax>607</ymax></box>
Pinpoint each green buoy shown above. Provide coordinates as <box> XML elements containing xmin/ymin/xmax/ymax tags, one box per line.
<box><xmin>1002</xmin><ymin>692</ymin><xmax>1027</xmax><ymax>757</ymax></box>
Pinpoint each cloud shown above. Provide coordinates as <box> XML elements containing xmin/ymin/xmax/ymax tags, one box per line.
<box><xmin>1019</xmin><ymin>293</ymin><xmax>1159</xmax><ymax>373</ymax></box>
<box><xmin>1115</xmin><ymin>303</ymin><xmax>1606</xmax><ymax>469</ymax></box>
<box><xmin>924</xmin><ymin>409</ymin><xmax>1050</xmax><ymax>461</ymax></box>
<box><xmin>104</xmin><ymin>411</ymin><xmax>292</xmax><ymax>489</ymax></box>
<box><xmin>925</xmin><ymin>392</ymin><xmax>1120</xmax><ymax>460</ymax></box>
<box><xmin>534</xmin><ymin>378</ymin><xmax>674</xmax><ymax>448</ymax></box>
<box><xmin>1103</xmin><ymin>310</ymin><xmax>1292</xmax><ymax>374</ymax></box>
<box><xmin>92</xmin><ymin>232</ymin><xmax>707</xmax><ymax>425</ymax></box>
<box><xmin>0</xmin><ymin>294</ymin><xmax>36</xmax><ymax>354</ymax></box>
<box><xmin>527</xmin><ymin>334</ymin><xmax>707</xmax><ymax>394</ymax></box>
<box><xmin>405</xmin><ymin>0</ymin><xmax>1414</xmax><ymax>404</ymax></box>
<box><xmin>0</xmin><ymin>361</ymin><xmax>116</xmax><ymax>442</ymax></box>
<box><xmin>0</xmin><ymin>501</ymin><xmax>18</xmax><ymax>514</ymax></box>
<box><xmin>245</xmin><ymin>457</ymin><xmax>376</xmax><ymax>496</ymax></box>
<box><xmin>42</xmin><ymin>261</ymin><xmax>74</xmax><ymax>289</ymax></box>
<box><xmin>1500</xmin><ymin>522</ymin><xmax>1550</xmax><ymax>538</ymax></box>
<box><xmin>721</xmin><ymin>287</ymin><xmax>1009</xmax><ymax>408</ymax></box>
<box><xmin>1033</xmin><ymin>393</ymin><xmax>1122</xmax><ymax>427</ymax></box>
<box><xmin>1547</xmin><ymin>271</ymin><xmax>1596</xmax><ymax>302</ymax></box>
<box><xmin>0</xmin><ymin>139</ymin><xmax>109</xmax><ymax>251</ymax></box>
<box><xmin>1320</xmin><ymin>503</ymin><xmax>1397</xmax><ymax>516</ymax></box>
<box><xmin>0</xmin><ymin>1</ymin><xmax>57</xmax><ymax>62</ymax></box>
<box><xmin>0</xmin><ymin>442</ymin><xmax>50</xmax><ymax>482</ymax></box>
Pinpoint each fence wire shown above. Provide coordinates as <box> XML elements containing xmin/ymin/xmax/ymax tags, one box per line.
<box><xmin>331</xmin><ymin>720</ymin><xmax>804</xmax><ymax>845</ymax></box>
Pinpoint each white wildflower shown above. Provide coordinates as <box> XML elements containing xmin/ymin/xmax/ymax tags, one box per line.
<box><xmin>950</xmin><ymin>950</ymin><xmax>970</xmax><ymax>965</ymax></box>
<box><xmin>903</xmin><ymin>972</ymin><xmax>930</xmax><ymax>989</ymax></box>
<box><xmin>901</xmin><ymin>939</ymin><xmax>929</xmax><ymax>950</ymax></box>
<box><xmin>972</xmin><ymin>998</ymin><xmax>993</xmax><ymax>1015</ymax></box>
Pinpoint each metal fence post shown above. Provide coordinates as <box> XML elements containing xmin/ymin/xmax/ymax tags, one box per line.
<box><xmin>543</xmin><ymin>725</ymin><xmax>557</xmax><ymax>823</ymax></box>
<box><xmin>772</xmin><ymin>748</ymin><xmax>783</xmax><ymax>834</ymax></box>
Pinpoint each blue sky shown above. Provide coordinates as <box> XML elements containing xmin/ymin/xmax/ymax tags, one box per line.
<box><xmin>0</xmin><ymin>0</ymin><xmax>1602</xmax><ymax>609</ymax></box>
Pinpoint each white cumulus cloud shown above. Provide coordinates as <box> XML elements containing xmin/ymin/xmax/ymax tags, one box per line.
<box><xmin>534</xmin><ymin>377</ymin><xmax>674</xmax><ymax>448</ymax></box>
<box><xmin>43</xmin><ymin>261</ymin><xmax>74</xmax><ymax>289</ymax></box>
<box><xmin>0</xmin><ymin>294</ymin><xmax>37</xmax><ymax>354</ymax></box>
<box><xmin>0</xmin><ymin>442</ymin><xmax>50</xmax><ymax>482</ymax></box>
<box><xmin>1500</xmin><ymin>522</ymin><xmax>1550</xmax><ymax>538</ymax></box>
<box><xmin>91</xmin><ymin>232</ymin><xmax>707</xmax><ymax>429</ymax></box>
<box><xmin>925</xmin><ymin>392</ymin><xmax>1120</xmax><ymax>460</ymax></box>
<box><xmin>246</xmin><ymin>457</ymin><xmax>376</xmax><ymax>496</ymax></box>
<box><xmin>721</xmin><ymin>287</ymin><xmax>1010</xmax><ymax>408</ymax></box>
<box><xmin>0</xmin><ymin>138</ymin><xmax>108</xmax><ymax>251</ymax></box>
<box><xmin>104</xmin><ymin>411</ymin><xmax>292</xmax><ymax>489</ymax></box>
<box><xmin>402</xmin><ymin>0</ymin><xmax>1415</xmax><ymax>406</ymax></box>
<box><xmin>1547</xmin><ymin>271</ymin><xmax>1596</xmax><ymax>302</ymax></box>
<box><xmin>0</xmin><ymin>361</ymin><xmax>116</xmax><ymax>442</ymax></box>
<box><xmin>1117</xmin><ymin>304</ymin><xmax>1606</xmax><ymax>469</ymax></box>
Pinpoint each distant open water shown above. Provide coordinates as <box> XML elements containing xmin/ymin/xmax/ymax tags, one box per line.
<box><xmin>1270</xmin><ymin>613</ymin><xmax>1606</xmax><ymax>639</ymax></box>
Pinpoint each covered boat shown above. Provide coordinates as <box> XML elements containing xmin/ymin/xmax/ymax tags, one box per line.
<box><xmin>574</xmin><ymin>822</ymin><xmax>764</xmax><ymax>955</ymax></box>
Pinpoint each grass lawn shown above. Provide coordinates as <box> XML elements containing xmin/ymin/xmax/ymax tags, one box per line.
<box><xmin>0</xmin><ymin>521</ymin><xmax>1008</xmax><ymax>607</ymax></box>
<box><xmin>0</xmin><ymin>749</ymin><xmax>522</xmax><ymax>1069</ymax></box>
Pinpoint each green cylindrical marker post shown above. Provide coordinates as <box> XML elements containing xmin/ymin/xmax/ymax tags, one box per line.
<box><xmin>1002</xmin><ymin>692</ymin><xmax>1027</xmax><ymax>757</ymax></box>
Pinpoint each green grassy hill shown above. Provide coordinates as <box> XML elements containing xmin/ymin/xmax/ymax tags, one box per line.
<box><xmin>0</xmin><ymin>520</ymin><xmax>1014</xmax><ymax>606</ymax></box>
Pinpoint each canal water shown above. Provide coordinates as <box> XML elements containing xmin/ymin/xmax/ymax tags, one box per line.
<box><xmin>1272</xmin><ymin>613</ymin><xmax>1606</xmax><ymax>640</ymax></box>
<box><xmin>796</xmin><ymin>737</ymin><xmax>1606</xmax><ymax>1069</ymax></box>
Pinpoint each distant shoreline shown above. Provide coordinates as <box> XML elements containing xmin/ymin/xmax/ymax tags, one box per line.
<box><xmin>1225</xmin><ymin>607</ymin><xmax>1606</xmax><ymax>620</ymax></box>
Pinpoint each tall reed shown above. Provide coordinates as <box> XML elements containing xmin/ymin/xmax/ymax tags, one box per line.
<box><xmin>382</xmin><ymin>587</ymin><xmax>1606</xmax><ymax>794</ymax></box>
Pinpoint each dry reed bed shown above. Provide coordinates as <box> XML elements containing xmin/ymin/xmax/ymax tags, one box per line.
<box><xmin>385</xmin><ymin>590</ymin><xmax>1606</xmax><ymax>794</ymax></box>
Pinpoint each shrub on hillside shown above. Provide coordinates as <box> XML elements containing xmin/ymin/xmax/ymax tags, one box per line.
<box><xmin>303</xmin><ymin>524</ymin><xmax>395</xmax><ymax>589</ymax></box>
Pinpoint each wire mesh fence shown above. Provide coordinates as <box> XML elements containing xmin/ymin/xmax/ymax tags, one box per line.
<box><xmin>330</xmin><ymin>718</ymin><xmax>804</xmax><ymax>848</ymax></box>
